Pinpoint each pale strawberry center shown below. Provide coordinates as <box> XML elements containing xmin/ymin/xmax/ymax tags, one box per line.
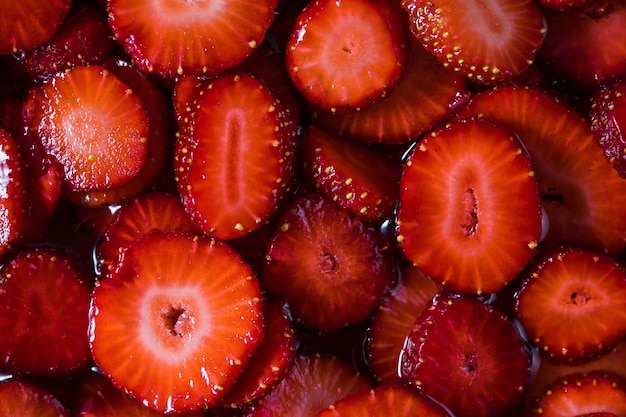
<box><xmin>461</xmin><ymin>188</ymin><xmax>479</xmax><ymax>237</ymax></box>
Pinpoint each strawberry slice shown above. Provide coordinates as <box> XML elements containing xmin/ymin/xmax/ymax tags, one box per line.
<box><xmin>397</xmin><ymin>118</ymin><xmax>543</xmax><ymax>295</ymax></box>
<box><xmin>514</xmin><ymin>246</ymin><xmax>626</xmax><ymax>363</ymax></box>
<box><xmin>285</xmin><ymin>0</ymin><xmax>410</xmax><ymax>110</ymax></box>
<box><xmin>310</xmin><ymin>38</ymin><xmax>468</xmax><ymax>145</ymax></box>
<box><xmin>0</xmin><ymin>0</ymin><xmax>72</xmax><ymax>54</ymax></box>
<box><xmin>241</xmin><ymin>353</ymin><xmax>374</xmax><ymax>417</ymax></box>
<box><xmin>262</xmin><ymin>192</ymin><xmax>397</xmax><ymax>333</ymax></box>
<box><xmin>0</xmin><ymin>248</ymin><xmax>92</xmax><ymax>377</ymax></box>
<box><xmin>302</xmin><ymin>125</ymin><xmax>402</xmax><ymax>221</ymax></box>
<box><xmin>457</xmin><ymin>85</ymin><xmax>626</xmax><ymax>254</ymax></box>
<box><xmin>400</xmin><ymin>294</ymin><xmax>531</xmax><ymax>417</ymax></box>
<box><xmin>107</xmin><ymin>0</ymin><xmax>278</xmax><ymax>77</ymax></box>
<box><xmin>590</xmin><ymin>78</ymin><xmax>626</xmax><ymax>177</ymax></box>
<box><xmin>0</xmin><ymin>380</ymin><xmax>68</xmax><ymax>417</ymax></box>
<box><xmin>366</xmin><ymin>265</ymin><xmax>443</xmax><ymax>384</ymax></box>
<box><xmin>401</xmin><ymin>0</ymin><xmax>546</xmax><ymax>84</ymax></box>
<box><xmin>89</xmin><ymin>232</ymin><xmax>265</xmax><ymax>414</ymax></box>
<box><xmin>0</xmin><ymin>127</ymin><xmax>28</xmax><ymax>254</ymax></box>
<box><xmin>528</xmin><ymin>371</ymin><xmax>626</xmax><ymax>416</ymax></box>
<box><xmin>317</xmin><ymin>385</ymin><xmax>451</xmax><ymax>417</ymax></box>
<box><xmin>174</xmin><ymin>71</ymin><xmax>299</xmax><ymax>240</ymax></box>
<box><xmin>23</xmin><ymin>65</ymin><xmax>149</xmax><ymax>192</ymax></box>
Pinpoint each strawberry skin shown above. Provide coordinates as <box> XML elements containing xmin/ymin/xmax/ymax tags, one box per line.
<box><xmin>401</xmin><ymin>0</ymin><xmax>547</xmax><ymax>84</ymax></box>
<box><xmin>590</xmin><ymin>79</ymin><xmax>626</xmax><ymax>177</ymax></box>
<box><xmin>89</xmin><ymin>232</ymin><xmax>265</xmax><ymax>414</ymax></box>
<box><xmin>0</xmin><ymin>127</ymin><xmax>28</xmax><ymax>254</ymax></box>
<box><xmin>0</xmin><ymin>380</ymin><xmax>68</xmax><ymax>417</ymax></box>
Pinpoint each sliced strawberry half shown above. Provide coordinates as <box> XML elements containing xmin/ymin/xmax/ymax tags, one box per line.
<box><xmin>590</xmin><ymin>78</ymin><xmax>626</xmax><ymax>177</ymax></box>
<box><xmin>107</xmin><ymin>0</ymin><xmax>278</xmax><ymax>77</ymax></box>
<box><xmin>174</xmin><ymin>71</ymin><xmax>299</xmax><ymax>240</ymax></box>
<box><xmin>366</xmin><ymin>265</ymin><xmax>443</xmax><ymax>384</ymax></box>
<box><xmin>317</xmin><ymin>385</ymin><xmax>451</xmax><ymax>417</ymax></box>
<box><xmin>0</xmin><ymin>127</ymin><xmax>28</xmax><ymax>254</ymax></box>
<box><xmin>400</xmin><ymin>294</ymin><xmax>531</xmax><ymax>417</ymax></box>
<box><xmin>0</xmin><ymin>247</ymin><xmax>92</xmax><ymax>377</ymax></box>
<box><xmin>456</xmin><ymin>85</ymin><xmax>626</xmax><ymax>254</ymax></box>
<box><xmin>89</xmin><ymin>232</ymin><xmax>265</xmax><ymax>414</ymax></box>
<box><xmin>0</xmin><ymin>380</ymin><xmax>68</xmax><ymax>417</ymax></box>
<box><xmin>528</xmin><ymin>371</ymin><xmax>626</xmax><ymax>416</ymax></box>
<box><xmin>262</xmin><ymin>192</ymin><xmax>397</xmax><ymax>333</ymax></box>
<box><xmin>397</xmin><ymin>118</ymin><xmax>543</xmax><ymax>295</ymax></box>
<box><xmin>401</xmin><ymin>0</ymin><xmax>546</xmax><ymax>84</ymax></box>
<box><xmin>285</xmin><ymin>0</ymin><xmax>410</xmax><ymax>110</ymax></box>
<box><xmin>241</xmin><ymin>353</ymin><xmax>374</xmax><ymax>417</ymax></box>
<box><xmin>302</xmin><ymin>125</ymin><xmax>402</xmax><ymax>221</ymax></box>
<box><xmin>514</xmin><ymin>246</ymin><xmax>626</xmax><ymax>363</ymax></box>
<box><xmin>0</xmin><ymin>0</ymin><xmax>72</xmax><ymax>54</ymax></box>
<box><xmin>23</xmin><ymin>65</ymin><xmax>149</xmax><ymax>192</ymax></box>
<box><xmin>310</xmin><ymin>38</ymin><xmax>468</xmax><ymax>145</ymax></box>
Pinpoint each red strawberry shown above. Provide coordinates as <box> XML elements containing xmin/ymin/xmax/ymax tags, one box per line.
<box><xmin>400</xmin><ymin>294</ymin><xmax>531</xmax><ymax>417</ymax></box>
<box><xmin>537</xmin><ymin>0</ymin><xmax>595</xmax><ymax>11</ymax></box>
<box><xmin>22</xmin><ymin>65</ymin><xmax>149</xmax><ymax>192</ymax></box>
<box><xmin>0</xmin><ymin>379</ymin><xmax>68</xmax><ymax>417</ymax></box>
<box><xmin>107</xmin><ymin>0</ymin><xmax>278</xmax><ymax>77</ymax></box>
<box><xmin>174</xmin><ymin>71</ymin><xmax>299</xmax><ymax>240</ymax></box>
<box><xmin>590</xmin><ymin>78</ymin><xmax>626</xmax><ymax>177</ymax></box>
<box><xmin>302</xmin><ymin>125</ymin><xmax>402</xmax><ymax>221</ymax></box>
<box><xmin>317</xmin><ymin>385</ymin><xmax>451</xmax><ymax>417</ymax></box>
<box><xmin>89</xmin><ymin>232</ymin><xmax>265</xmax><ymax>414</ymax></box>
<box><xmin>397</xmin><ymin>118</ymin><xmax>543</xmax><ymax>295</ymax></box>
<box><xmin>538</xmin><ymin>1</ymin><xmax>626</xmax><ymax>91</ymax></box>
<box><xmin>310</xmin><ymin>38</ymin><xmax>468</xmax><ymax>145</ymax></box>
<box><xmin>0</xmin><ymin>127</ymin><xmax>28</xmax><ymax>254</ymax></box>
<box><xmin>528</xmin><ymin>371</ymin><xmax>626</xmax><ymax>416</ymax></box>
<box><xmin>366</xmin><ymin>265</ymin><xmax>443</xmax><ymax>384</ymax></box>
<box><xmin>241</xmin><ymin>353</ymin><xmax>374</xmax><ymax>417</ymax></box>
<box><xmin>96</xmin><ymin>192</ymin><xmax>197</xmax><ymax>276</ymax></box>
<box><xmin>514</xmin><ymin>246</ymin><xmax>626</xmax><ymax>363</ymax></box>
<box><xmin>11</xmin><ymin>4</ymin><xmax>115</xmax><ymax>83</ymax></box>
<box><xmin>220</xmin><ymin>300</ymin><xmax>296</xmax><ymax>408</ymax></box>
<box><xmin>401</xmin><ymin>0</ymin><xmax>546</xmax><ymax>84</ymax></box>
<box><xmin>285</xmin><ymin>0</ymin><xmax>410</xmax><ymax>110</ymax></box>
<box><xmin>262</xmin><ymin>192</ymin><xmax>397</xmax><ymax>333</ymax></box>
<box><xmin>457</xmin><ymin>85</ymin><xmax>626</xmax><ymax>255</ymax></box>
<box><xmin>0</xmin><ymin>248</ymin><xmax>92</xmax><ymax>377</ymax></box>
<box><xmin>0</xmin><ymin>0</ymin><xmax>72</xmax><ymax>54</ymax></box>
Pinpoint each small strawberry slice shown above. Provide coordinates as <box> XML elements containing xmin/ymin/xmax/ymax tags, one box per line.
<box><xmin>0</xmin><ymin>380</ymin><xmax>68</xmax><ymax>417</ymax></box>
<box><xmin>0</xmin><ymin>0</ymin><xmax>72</xmax><ymax>54</ymax></box>
<box><xmin>514</xmin><ymin>246</ymin><xmax>626</xmax><ymax>363</ymax></box>
<box><xmin>400</xmin><ymin>294</ymin><xmax>531</xmax><ymax>417</ymax></box>
<box><xmin>107</xmin><ymin>0</ymin><xmax>278</xmax><ymax>77</ymax></box>
<box><xmin>401</xmin><ymin>0</ymin><xmax>546</xmax><ymax>84</ymax></box>
<box><xmin>0</xmin><ymin>248</ymin><xmax>92</xmax><ymax>377</ymax></box>
<box><xmin>590</xmin><ymin>79</ymin><xmax>626</xmax><ymax>177</ymax></box>
<box><xmin>528</xmin><ymin>371</ymin><xmax>626</xmax><ymax>416</ymax></box>
<box><xmin>302</xmin><ymin>125</ymin><xmax>402</xmax><ymax>221</ymax></box>
<box><xmin>241</xmin><ymin>353</ymin><xmax>374</xmax><ymax>417</ymax></box>
<box><xmin>310</xmin><ymin>38</ymin><xmax>468</xmax><ymax>145</ymax></box>
<box><xmin>397</xmin><ymin>118</ymin><xmax>543</xmax><ymax>295</ymax></box>
<box><xmin>262</xmin><ymin>192</ymin><xmax>397</xmax><ymax>333</ymax></box>
<box><xmin>174</xmin><ymin>71</ymin><xmax>299</xmax><ymax>240</ymax></box>
<box><xmin>0</xmin><ymin>127</ymin><xmax>28</xmax><ymax>254</ymax></box>
<box><xmin>23</xmin><ymin>65</ymin><xmax>149</xmax><ymax>192</ymax></box>
<box><xmin>285</xmin><ymin>0</ymin><xmax>410</xmax><ymax>110</ymax></box>
<box><xmin>457</xmin><ymin>85</ymin><xmax>626</xmax><ymax>254</ymax></box>
<box><xmin>366</xmin><ymin>265</ymin><xmax>443</xmax><ymax>384</ymax></box>
<box><xmin>89</xmin><ymin>232</ymin><xmax>265</xmax><ymax>414</ymax></box>
<box><xmin>317</xmin><ymin>385</ymin><xmax>451</xmax><ymax>417</ymax></box>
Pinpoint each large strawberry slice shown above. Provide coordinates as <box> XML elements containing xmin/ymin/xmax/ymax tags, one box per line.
<box><xmin>456</xmin><ymin>85</ymin><xmax>626</xmax><ymax>254</ymax></box>
<box><xmin>401</xmin><ymin>0</ymin><xmax>546</xmax><ymax>84</ymax></box>
<box><xmin>514</xmin><ymin>246</ymin><xmax>626</xmax><ymax>363</ymax></box>
<box><xmin>174</xmin><ymin>71</ymin><xmax>299</xmax><ymax>240</ymax></box>
<box><xmin>397</xmin><ymin>118</ymin><xmax>543</xmax><ymax>295</ymax></box>
<box><xmin>0</xmin><ymin>380</ymin><xmax>68</xmax><ymax>417</ymax></box>
<box><xmin>0</xmin><ymin>127</ymin><xmax>28</xmax><ymax>254</ymax></box>
<box><xmin>285</xmin><ymin>0</ymin><xmax>410</xmax><ymax>110</ymax></box>
<box><xmin>89</xmin><ymin>232</ymin><xmax>265</xmax><ymax>414</ymax></box>
<box><xmin>107</xmin><ymin>0</ymin><xmax>278</xmax><ymax>77</ymax></box>
<box><xmin>262</xmin><ymin>192</ymin><xmax>397</xmax><ymax>333</ymax></box>
<box><xmin>400</xmin><ymin>294</ymin><xmax>531</xmax><ymax>417</ymax></box>
<box><xmin>0</xmin><ymin>248</ymin><xmax>92</xmax><ymax>377</ymax></box>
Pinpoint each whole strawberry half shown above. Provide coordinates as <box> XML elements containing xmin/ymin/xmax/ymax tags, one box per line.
<box><xmin>397</xmin><ymin>118</ymin><xmax>543</xmax><ymax>295</ymax></box>
<box><xmin>89</xmin><ymin>232</ymin><xmax>266</xmax><ymax>414</ymax></box>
